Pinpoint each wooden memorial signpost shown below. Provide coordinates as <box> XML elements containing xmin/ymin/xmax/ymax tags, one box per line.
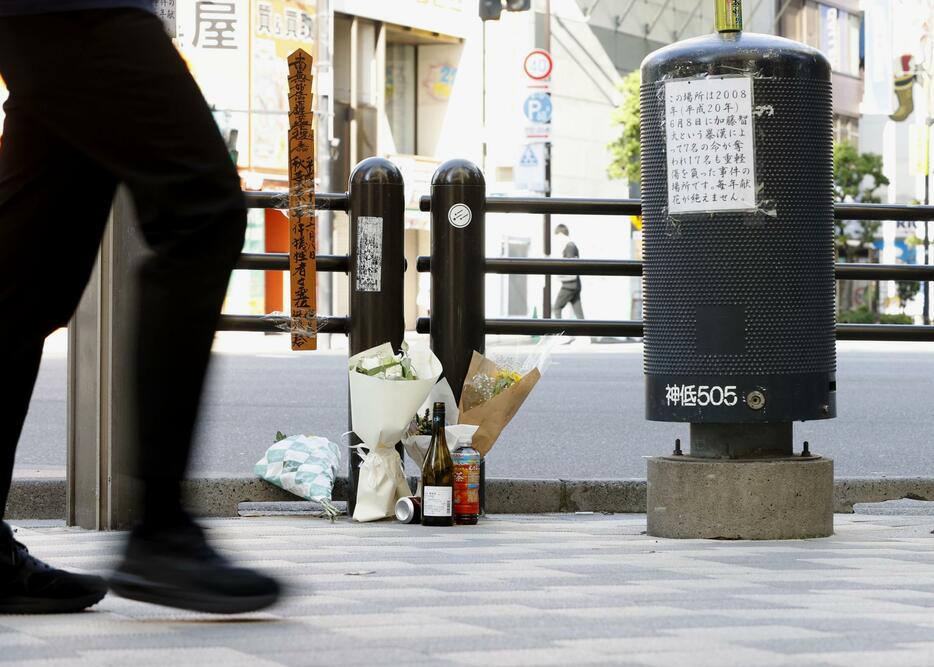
<box><xmin>287</xmin><ymin>49</ymin><xmax>317</xmax><ymax>350</ymax></box>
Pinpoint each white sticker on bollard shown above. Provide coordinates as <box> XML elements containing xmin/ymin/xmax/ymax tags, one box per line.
<box><xmin>355</xmin><ymin>216</ymin><xmax>383</xmax><ymax>292</ymax></box>
<box><xmin>448</xmin><ymin>203</ymin><xmax>472</xmax><ymax>228</ymax></box>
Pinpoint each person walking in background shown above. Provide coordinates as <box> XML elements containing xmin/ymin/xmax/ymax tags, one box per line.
<box><xmin>0</xmin><ymin>3</ymin><xmax>280</xmax><ymax>614</ymax></box>
<box><xmin>552</xmin><ymin>224</ymin><xmax>585</xmax><ymax>320</ymax></box>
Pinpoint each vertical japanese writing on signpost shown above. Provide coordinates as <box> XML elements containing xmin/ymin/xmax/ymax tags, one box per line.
<box><xmin>664</xmin><ymin>76</ymin><xmax>757</xmax><ymax>215</ymax></box>
<box><xmin>288</xmin><ymin>49</ymin><xmax>317</xmax><ymax>351</ymax></box>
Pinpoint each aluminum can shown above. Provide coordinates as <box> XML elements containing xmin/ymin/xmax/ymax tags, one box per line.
<box><xmin>395</xmin><ymin>496</ymin><xmax>422</xmax><ymax>524</ymax></box>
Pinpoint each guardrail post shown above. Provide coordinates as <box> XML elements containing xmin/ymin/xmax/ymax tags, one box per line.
<box><xmin>347</xmin><ymin>157</ymin><xmax>406</xmax><ymax>516</ymax></box>
<box><xmin>429</xmin><ymin>159</ymin><xmax>487</xmax><ymax>508</ymax></box>
<box><xmin>67</xmin><ymin>188</ymin><xmax>144</xmax><ymax>530</ymax></box>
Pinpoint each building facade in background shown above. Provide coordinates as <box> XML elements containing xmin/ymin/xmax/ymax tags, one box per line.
<box><xmin>321</xmin><ymin>0</ymin><xmax>760</xmax><ymax>329</ymax></box>
<box><xmin>3</xmin><ymin>1</ymin><xmax>930</xmax><ymax>326</ymax></box>
<box><xmin>777</xmin><ymin>0</ymin><xmax>864</xmax><ymax>143</ymax></box>
<box><xmin>860</xmin><ymin>0</ymin><xmax>934</xmax><ymax>320</ymax></box>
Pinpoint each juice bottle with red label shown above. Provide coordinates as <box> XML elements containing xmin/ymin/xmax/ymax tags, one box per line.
<box><xmin>452</xmin><ymin>437</ymin><xmax>481</xmax><ymax>525</ymax></box>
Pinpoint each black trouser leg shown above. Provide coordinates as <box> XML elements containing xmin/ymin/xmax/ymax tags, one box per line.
<box><xmin>0</xmin><ymin>88</ymin><xmax>117</xmax><ymax>521</ymax></box>
<box><xmin>0</xmin><ymin>341</ymin><xmax>42</xmax><ymax>521</ymax></box>
<box><xmin>0</xmin><ymin>9</ymin><xmax>246</xmax><ymax>527</ymax></box>
<box><xmin>553</xmin><ymin>283</ymin><xmax>579</xmax><ymax>319</ymax></box>
<box><xmin>553</xmin><ymin>290</ymin><xmax>566</xmax><ymax>319</ymax></box>
<box><xmin>570</xmin><ymin>293</ymin><xmax>585</xmax><ymax>320</ymax></box>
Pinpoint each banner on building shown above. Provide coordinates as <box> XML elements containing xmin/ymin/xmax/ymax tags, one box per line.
<box><xmin>861</xmin><ymin>0</ymin><xmax>894</xmax><ymax>115</ymax></box>
<box><xmin>252</xmin><ymin>0</ymin><xmax>317</xmax><ymax>174</ymax></box>
<box><xmin>173</xmin><ymin>0</ymin><xmax>317</xmax><ymax>177</ymax></box>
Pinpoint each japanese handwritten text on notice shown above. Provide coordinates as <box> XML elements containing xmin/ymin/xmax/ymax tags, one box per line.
<box><xmin>665</xmin><ymin>76</ymin><xmax>756</xmax><ymax>214</ymax></box>
<box><xmin>288</xmin><ymin>49</ymin><xmax>316</xmax><ymax>351</ymax></box>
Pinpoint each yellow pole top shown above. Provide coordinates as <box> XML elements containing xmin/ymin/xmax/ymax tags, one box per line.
<box><xmin>716</xmin><ymin>0</ymin><xmax>743</xmax><ymax>33</ymax></box>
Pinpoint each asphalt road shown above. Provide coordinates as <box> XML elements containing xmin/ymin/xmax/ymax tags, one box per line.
<box><xmin>14</xmin><ymin>334</ymin><xmax>934</xmax><ymax>480</ymax></box>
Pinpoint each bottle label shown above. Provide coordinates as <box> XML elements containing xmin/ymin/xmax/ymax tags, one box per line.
<box><xmin>423</xmin><ymin>486</ymin><xmax>453</xmax><ymax>517</ymax></box>
<box><xmin>454</xmin><ymin>461</ymin><xmax>481</xmax><ymax>515</ymax></box>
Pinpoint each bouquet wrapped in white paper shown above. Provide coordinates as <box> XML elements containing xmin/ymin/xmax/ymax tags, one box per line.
<box><xmin>349</xmin><ymin>342</ymin><xmax>442</xmax><ymax>522</ymax></box>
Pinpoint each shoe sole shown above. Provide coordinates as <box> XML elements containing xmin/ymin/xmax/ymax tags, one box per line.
<box><xmin>109</xmin><ymin>571</ymin><xmax>279</xmax><ymax>615</ymax></box>
<box><xmin>0</xmin><ymin>590</ymin><xmax>107</xmax><ymax>615</ymax></box>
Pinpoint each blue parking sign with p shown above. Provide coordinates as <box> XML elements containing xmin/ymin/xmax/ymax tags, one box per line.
<box><xmin>523</xmin><ymin>92</ymin><xmax>552</xmax><ymax>124</ymax></box>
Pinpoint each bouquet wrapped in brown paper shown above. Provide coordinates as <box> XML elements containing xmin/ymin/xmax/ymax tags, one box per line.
<box><xmin>457</xmin><ymin>339</ymin><xmax>555</xmax><ymax>456</ymax></box>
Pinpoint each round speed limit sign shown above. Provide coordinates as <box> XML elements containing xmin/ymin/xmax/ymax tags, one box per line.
<box><xmin>523</xmin><ymin>49</ymin><xmax>553</xmax><ymax>81</ymax></box>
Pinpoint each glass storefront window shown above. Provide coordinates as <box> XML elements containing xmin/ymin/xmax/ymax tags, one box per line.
<box><xmin>386</xmin><ymin>43</ymin><xmax>416</xmax><ymax>155</ymax></box>
<box><xmin>817</xmin><ymin>2</ymin><xmax>862</xmax><ymax>77</ymax></box>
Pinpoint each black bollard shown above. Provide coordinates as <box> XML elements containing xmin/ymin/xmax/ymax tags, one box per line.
<box><xmin>428</xmin><ymin>159</ymin><xmax>487</xmax><ymax>510</ymax></box>
<box><xmin>347</xmin><ymin>157</ymin><xmax>406</xmax><ymax>516</ymax></box>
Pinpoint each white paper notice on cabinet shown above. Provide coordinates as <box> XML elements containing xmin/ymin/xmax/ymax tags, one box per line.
<box><xmin>665</xmin><ymin>76</ymin><xmax>757</xmax><ymax>215</ymax></box>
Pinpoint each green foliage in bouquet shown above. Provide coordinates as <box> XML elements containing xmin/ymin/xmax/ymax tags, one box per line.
<box><xmin>351</xmin><ymin>341</ymin><xmax>418</xmax><ymax>380</ymax></box>
<box><xmin>411</xmin><ymin>408</ymin><xmax>432</xmax><ymax>436</ymax></box>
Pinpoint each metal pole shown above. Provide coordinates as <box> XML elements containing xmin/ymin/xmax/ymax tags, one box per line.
<box><xmin>347</xmin><ymin>157</ymin><xmax>406</xmax><ymax>516</ymax></box>
<box><xmin>543</xmin><ymin>0</ymin><xmax>553</xmax><ymax>319</ymax></box>
<box><xmin>482</xmin><ymin>20</ymin><xmax>487</xmax><ymax>174</ymax></box>
<box><xmin>316</xmin><ymin>0</ymin><xmax>334</xmax><ymax>346</ymax></box>
<box><xmin>925</xmin><ymin>165</ymin><xmax>931</xmax><ymax>325</ymax></box>
<box><xmin>429</xmin><ymin>159</ymin><xmax>487</xmax><ymax>510</ymax></box>
<box><xmin>68</xmin><ymin>188</ymin><xmax>145</xmax><ymax>530</ymax></box>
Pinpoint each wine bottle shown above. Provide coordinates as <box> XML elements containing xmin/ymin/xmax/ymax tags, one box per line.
<box><xmin>420</xmin><ymin>402</ymin><xmax>454</xmax><ymax>527</ymax></box>
<box><xmin>715</xmin><ymin>0</ymin><xmax>742</xmax><ymax>33</ymax></box>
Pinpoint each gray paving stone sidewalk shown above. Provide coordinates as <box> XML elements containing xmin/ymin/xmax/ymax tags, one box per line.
<box><xmin>3</xmin><ymin>513</ymin><xmax>934</xmax><ymax>666</ymax></box>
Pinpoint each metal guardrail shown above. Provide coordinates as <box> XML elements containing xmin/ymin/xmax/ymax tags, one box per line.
<box><xmin>418</xmin><ymin>195</ymin><xmax>934</xmax><ymax>221</ymax></box>
<box><xmin>414</xmin><ymin>317</ymin><xmax>934</xmax><ymax>342</ymax></box>
<box><xmin>223</xmin><ymin>191</ymin><xmax>352</xmax><ymax>333</ymax></box>
<box><xmin>245</xmin><ymin>191</ymin><xmax>349</xmax><ymax>211</ymax></box>
<box><xmin>230</xmin><ymin>160</ymin><xmax>407</xmax><ymax>515</ymax></box>
<box><xmin>236</xmin><ymin>253</ymin><xmax>350</xmax><ymax>272</ymax></box>
<box><xmin>416</xmin><ymin>186</ymin><xmax>934</xmax><ymax>341</ymax></box>
<box><xmin>414</xmin><ymin>256</ymin><xmax>934</xmax><ymax>282</ymax></box>
<box><xmin>225</xmin><ymin>162</ymin><xmax>934</xmax><ymax>519</ymax></box>
<box><xmin>235</xmin><ymin>187</ymin><xmax>934</xmax><ymax>341</ymax></box>
<box><xmin>218</xmin><ymin>314</ymin><xmax>349</xmax><ymax>334</ymax></box>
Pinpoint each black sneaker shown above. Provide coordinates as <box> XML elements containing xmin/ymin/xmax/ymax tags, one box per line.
<box><xmin>109</xmin><ymin>517</ymin><xmax>280</xmax><ymax>614</ymax></box>
<box><xmin>0</xmin><ymin>523</ymin><xmax>108</xmax><ymax>614</ymax></box>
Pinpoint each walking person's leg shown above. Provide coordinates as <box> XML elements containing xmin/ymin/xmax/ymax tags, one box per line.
<box><xmin>570</xmin><ymin>285</ymin><xmax>585</xmax><ymax>320</ymax></box>
<box><xmin>553</xmin><ymin>284</ymin><xmax>574</xmax><ymax>320</ymax></box>
<box><xmin>0</xmin><ymin>8</ymin><xmax>279</xmax><ymax>614</ymax></box>
<box><xmin>567</xmin><ymin>280</ymin><xmax>600</xmax><ymax>342</ymax></box>
<box><xmin>0</xmin><ymin>98</ymin><xmax>116</xmax><ymax>613</ymax></box>
<box><xmin>569</xmin><ymin>284</ymin><xmax>598</xmax><ymax>343</ymax></box>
